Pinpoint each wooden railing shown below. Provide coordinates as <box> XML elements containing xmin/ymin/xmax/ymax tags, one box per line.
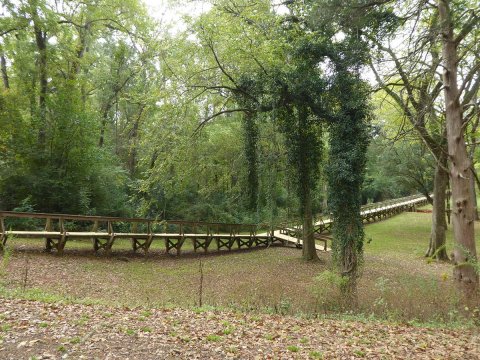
<box><xmin>279</xmin><ymin>194</ymin><xmax>430</xmax><ymax>238</ymax></box>
<box><xmin>0</xmin><ymin>194</ymin><xmax>429</xmax><ymax>256</ymax></box>
<box><xmin>0</xmin><ymin>211</ymin><xmax>276</xmax><ymax>255</ymax></box>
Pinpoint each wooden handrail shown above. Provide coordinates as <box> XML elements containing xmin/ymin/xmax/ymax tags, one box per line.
<box><xmin>0</xmin><ymin>194</ymin><xmax>428</xmax><ymax>235</ymax></box>
<box><xmin>0</xmin><ymin>210</ymin><xmax>156</xmax><ymax>223</ymax></box>
<box><xmin>0</xmin><ymin>210</ymin><xmax>269</xmax><ymax>232</ymax></box>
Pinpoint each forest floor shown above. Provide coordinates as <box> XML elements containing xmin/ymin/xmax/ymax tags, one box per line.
<box><xmin>1</xmin><ymin>211</ymin><xmax>480</xmax><ymax>358</ymax></box>
<box><xmin>0</xmin><ymin>297</ymin><xmax>479</xmax><ymax>359</ymax></box>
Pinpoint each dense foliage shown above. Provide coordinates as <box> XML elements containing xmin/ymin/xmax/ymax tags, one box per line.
<box><xmin>0</xmin><ymin>0</ymin><xmax>437</xmax><ymax>224</ymax></box>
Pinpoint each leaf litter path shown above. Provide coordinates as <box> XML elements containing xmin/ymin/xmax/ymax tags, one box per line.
<box><xmin>0</xmin><ymin>298</ymin><xmax>478</xmax><ymax>359</ymax></box>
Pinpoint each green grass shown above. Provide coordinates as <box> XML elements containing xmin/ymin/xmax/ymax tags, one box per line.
<box><xmin>1</xmin><ymin>211</ymin><xmax>479</xmax><ymax>326</ymax></box>
<box><xmin>206</xmin><ymin>334</ymin><xmax>222</xmax><ymax>342</ymax></box>
<box><xmin>365</xmin><ymin>211</ymin><xmax>480</xmax><ymax>255</ymax></box>
<box><xmin>309</xmin><ymin>350</ymin><xmax>324</xmax><ymax>359</ymax></box>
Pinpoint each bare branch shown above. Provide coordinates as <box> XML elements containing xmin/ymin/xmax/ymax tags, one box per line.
<box><xmin>194</xmin><ymin>108</ymin><xmax>250</xmax><ymax>134</ymax></box>
<box><xmin>454</xmin><ymin>10</ymin><xmax>479</xmax><ymax>46</ymax></box>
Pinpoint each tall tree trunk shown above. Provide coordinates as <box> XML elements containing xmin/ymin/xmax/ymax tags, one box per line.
<box><xmin>322</xmin><ymin>182</ymin><xmax>328</xmax><ymax>213</ymax></box>
<box><xmin>0</xmin><ymin>50</ymin><xmax>9</xmax><ymax>90</ymax></box>
<box><xmin>32</xmin><ymin>12</ymin><xmax>48</xmax><ymax>148</ymax></box>
<box><xmin>296</xmin><ymin>108</ymin><xmax>319</xmax><ymax>261</ymax></box>
<box><xmin>243</xmin><ymin>111</ymin><xmax>258</xmax><ymax>211</ymax></box>
<box><xmin>426</xmin><ymin>151</ymin><xmax>449</xmax><ymax>260</ymax></box>
<box><xmin>438</xmin><ymin>0</ymin><xmax>478</xmax><ymax>292</ymax></box>
<box><xmin>99</xmin><ymin>113</ymin><xmax>107</xmax><ymax>147</ymax></box>
<box><xmin>127</xmin><ymin>106</ymin><xmax>145</xmax><ymax>176</ymax></box>
<box><xmin>302</xmin><ymin>186</ymin><xmax>318</xmax><ymax>261</ymax></box>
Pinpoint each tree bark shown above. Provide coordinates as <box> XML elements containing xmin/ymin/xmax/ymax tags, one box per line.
<box><xmin>32</xmin><ymin>7</ymin><xmax>48</xmax><ymax>148</ymax></box>
<box><xmin>438</xmin><ymin>0</ymin><xmax>478</xmax><ymax>292</ymax></box>
<box><xmin>322</xmin><ymin>182</ymin><xmax>328</xmax><ymax>213</ymax></box>
<box><xmin>127</xmin><ymin>106</ymin><xmax>145</xmax><ymax>176</ymax></box>
<box><xmin>425</xmin><ymin>151</ymin><xmax>449</xmax><ymax>260</ymax></box>
<box><xmin>243</xmin><ymin>111</ymin><xmax>258</xmax><ymax>211</ymax></box>
<box><xmin>0</xmin><ymin>50</ymin><xmax>9</xmax><ymax>90</ymax></box>
<box><xmin>99</xmin><ymin>109</ymin><xmax>108</xmax><ymax>147</ymax></box>
<box><xmin>302</xmin><ymin>186</ymin><xmax>318</xmax><ymax>261</ymax></box>
<box><xmin>295</xmin><ymin>107</ymin><xmax>319</xmax><ymax>262</ymax></box>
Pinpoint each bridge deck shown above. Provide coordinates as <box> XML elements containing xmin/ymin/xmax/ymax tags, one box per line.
<box><xmin>0</xmin><ymin>194</ymin><xmax>429</xmax><ymax>256</ymax></box>
<box><xmin>273</xmin><ymin>231</ymin><xmax>331</xmax><ymax>252</ymax></box>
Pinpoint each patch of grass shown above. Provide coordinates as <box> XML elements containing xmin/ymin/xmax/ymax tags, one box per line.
<box><xmin>57</xmin><ymin>345</ymin><xmax>67</xmax><ymax>353</ymax></box>
<box><xmin>0</xmin><ymin>285</ymin><xmax>104</xmax><ymax>306</ymax></box>
<box><xmin>223</xmin><ymin>327</ymin><xmax>234</xmax><ymax>335</ymax></box>
<box><xmin>192</xmin><ymin>305</ymin><xmax>216</xmax><ymax>313</ymax></box>
<box><xmin>38</xmin><ymin>322</ymin><xmax>48</xmax><ymax>328</ymax></box>
<box><xmin>364</xmin><ymin>212</ymin><xmax>480</xmax><ymax>256</ymax></box>
<box><xmin>141</xmin><ymin>310</ymin><xmax>153</xmax><ymax>317</ymax></box>
<box><xmin>70</xmin><ymin>336</ymin><xmax>81</xmax><ymax>344</ymax></box>
<box><xmin>140</xmin><ymin>326</ymin><xmax>152</xmax><ymax>333</ymax></box>
<box><xmin>1</xmin><ymin>324</ymin><xmax>11</xmax><ymax>332</ymax></box>
<box><xmin>353</xmin><ymin>350</ymin><xmax>366</xmax><ymax>357</ymax></box>
<box><xmin>0</xmin><ymin>245</ymin><xmax>13</xmax><ymax>276</ymax></box>
<box><xmin>75</xmin><ymin>315</ymin><xmax>90</xmax><ymax>326</ymax></box>
<box><xmin>180</xmin><ymin>335</ymin><xmax>190</xmax><ymax>343</ymax></box>
<box><xmin>287</xmin><ymin>345</ymin><xmax>299</xmax><ymax>352</ymax></box>
<box><xmin>125</xmin><ymin>328</ymin><xmax>136</xmax><ymax>336</ymax></box>
<box><xmin>206</xmin><ymin>334</ymin><xmax>222</xmax><ymax>342</ymax></box>
<box><xmin>309</xmin><ymin>351</ymin><xmax>324</xmax><ymax>359</ymax></box>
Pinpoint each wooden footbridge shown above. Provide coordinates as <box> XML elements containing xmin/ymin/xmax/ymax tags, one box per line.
<box><xmin>0</xmin><ymin>195</ymin><xmax>429</xmax><ymax>255</ymax></box>
<box><xmin>278</xmin><ymin>194</ymin><xmax>430</xmax><ymax>249</ymax></box>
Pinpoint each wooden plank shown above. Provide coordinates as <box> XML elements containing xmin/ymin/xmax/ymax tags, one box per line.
<box><xmin>65</xmin><ymin>232</ymin><xmax>112</xmax><ymax>238</ymax></box>
<box><xmin>6</xmin><ymin>231</ymin><xmax>62</xmax><ymax>237</ymax></box>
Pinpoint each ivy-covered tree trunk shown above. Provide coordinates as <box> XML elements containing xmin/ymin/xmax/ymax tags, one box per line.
<box><xmin>282</xmin><ymin>106</ymin><xmax>321</xmax><ymax>261</ymax></box>
<box><xmin>426</xmin><ymin>151</ymin><xmax>449</xmax><ymax>260</ymax></box>
<box><xmin>327</xmin><ymin>73</ymin><xmax>370</xmax><ymax>293</ymax></box>
<box><xmin>297</xmin><ymin>110</ymin><xmax>320</xmax><ymax>261</ymax></box>
<box><xmin>438</xmin><ymin>0</ymin><xmax>478</xmax><ymax>292</ymax></box>
<box><xmin>243</xmin><ymin>111</ymin><xmax>258</xmax><ymax>211</ymax></box>
<box><xmin>0</xmin><ymin>49</ymin><xmax>9</xmax><ymax>90</ymax></box>
<box><xmin>301</xmin><ymin>179</ymin><xmax>317</xmax><ymax>261</ymax></box>
<box><xmin>328</xmin><ymin>120</ymin><xmax>366</xmax><ymax>291</ymax></box>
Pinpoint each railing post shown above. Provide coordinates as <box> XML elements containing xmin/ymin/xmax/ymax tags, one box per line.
<box><xmin>44</xmin><ymin>217</ymin><xmax>53</xmax><ymax>252</ymax></box>
<box><xmin>0</xmin><ymin>216</ymin><xmax>5</xmax><ymax>249</ymax></box>
<box><xmin>56</xmin><ymin>217</ymin><xmax>67</xmax><ymax>255</ymax></box>
<box><xmin>92</xmin><ymin>220</ymin><xmax>99</xmax><ymax>252</ymax></box>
